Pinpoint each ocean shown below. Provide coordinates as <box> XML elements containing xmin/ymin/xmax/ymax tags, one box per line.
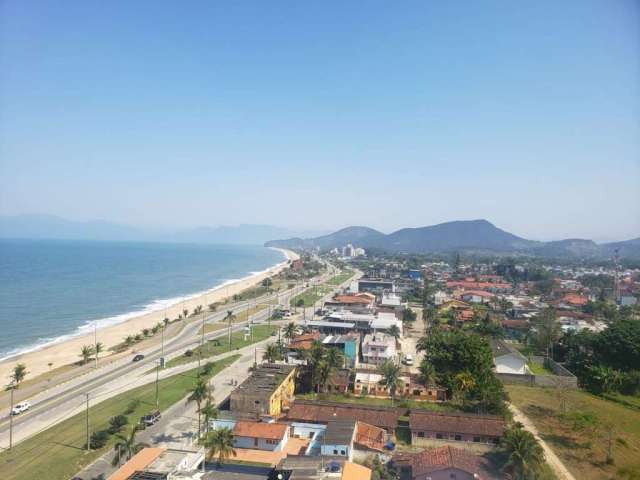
<box><xmin>0</xmin><ymin>239</ymin><xmax>285</xmax><ymax>361</ymax></box>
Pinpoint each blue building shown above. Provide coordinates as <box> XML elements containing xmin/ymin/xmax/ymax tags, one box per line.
<box><xmin>320</xmin><ymin>420</ymin><xmax>357</xmax><ymax>460</ymax></box>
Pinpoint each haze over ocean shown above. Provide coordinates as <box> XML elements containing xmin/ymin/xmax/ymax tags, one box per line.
<box><xmin>0</xmin><ymin>239</ymin><xmax>284</xmax><ymax>360</ymax></box>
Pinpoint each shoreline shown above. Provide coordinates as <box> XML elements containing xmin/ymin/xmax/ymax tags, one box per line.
<box><xmin>0</xmin><ymin>247</ymin><xmax>299</xmax><ymax>383</ymax></box>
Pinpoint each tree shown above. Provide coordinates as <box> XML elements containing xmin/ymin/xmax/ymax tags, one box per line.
<box><xmin>203</xmin><ymin>427</ymin><xmax>236</xmax><ymax>467</ymax></box>
<box><xmin>80</xmin><ymin>345</ymin><xmax>95</xmax><ymax>365</ymax></box>
<box><xmin>201</xmin><ymin>400</ymin><xmax>218</xmax><ymax>436</ymax></box>
<box><xmin>401</xmin><ymin>308</ymin><xmax>417</xmax><ymax>334</ymax></box>
<box><xmin>188</xmin><ymin>379</ymin><xmax>211</xmax><ymax>439</ymax></box>
<box><xmin>532</xmin><ymin>307</ymin><xmax>560</xmax><ymax>358</ymax></box>
<box><xmin>124</xmin><ymin>335</ymin><xmax>135</xmax><ymax>347</ymax></box>
<box><xmin>501</xmin><ymin>423</ymin><xmax>544</xmax><ymax>479</ymax></box>
<box><xmin>112</xmin><ymin>425</ymin><xmax>148</xmax><ymax>466</ymax></box>
<box><xmin>262</xmin><ymin>277</ymin><xmax>273</xmax><ymax>290</ymax></box>
<box><xmin>378</xmin><ymin>359</ymin><xmax>403</xmax><ymax>406</ymax></box>
<box><xmin>10</xmin><ymin>363</ymin><xmax>28</xmax><ymax>386</ymax></box>
<box><xmin>107</xmin><ymin>415</ymin><xmax>129</xmax><ymax>434</ymax></box>
<box><xmin>95</xmin><ymin>342</ymin><xmax>104</xmax><ymax>364</ymax></box>
<box><xmin>388</xmin><ymin>325</ymin><xmax>401</xmax><ymax>344</ymax></box>
<box><xmin>142</xmin><ymin>328</ymin><xmax>150</xmax><ymax>337</ymax></box>
<box><xmin>419</xmin><ymin>360</ymin><xmax>438</xmax><ymax>387</ymax></box>
<box><xmin>284</xmin><ymin>322</ymin><xmax>299</xmax><ymax>343</ymax></box>
<box><xmin>453</xmin><ymin>371</ymin><xmax>476</xmax><ymax>404</ymax></box>
<box><xmin>224</xmin><ymin>310</ymin><xmax>236</xmax><ymax>348</ymax></box>
<box><xmin>263</xmin><ymin>342</ymin><xmax>284</xmax><ymax>363</ymax></box>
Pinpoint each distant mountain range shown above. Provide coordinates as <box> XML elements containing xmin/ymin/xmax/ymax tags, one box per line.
<box><xmin>0</xmin><ymin>214</ymin><xmax>326</xmax><ymax>245</ymax></box>
<box><xmin>265</xmin><ymin>220</ymin><xmax>640</xmax><ymax>259</ymax></box>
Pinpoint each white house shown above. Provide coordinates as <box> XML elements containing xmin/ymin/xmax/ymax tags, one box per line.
<box><xmin>362</xmin><ymin>333</ymin><xmax>397</xmax><ymax>365</ymax></box>
<box><xmin>490</xmin><ymin>339</ymin><xmax>528</xmax><ymax>375</ymax></box>
<box><xmin>232</xmin><ymin>420</ymin><xmax>289</xmax><ymax>451</ymax></box>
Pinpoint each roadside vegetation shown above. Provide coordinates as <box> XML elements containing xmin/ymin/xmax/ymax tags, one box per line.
<box><xmin>0</xmin><ymin>355</ymin><xmax>239</xmax><ymax>480</ymax></box>
<box><xmin>326</xmin><ymin>269</ymin><xmax>354</xmax><ymax>286</ymax></box>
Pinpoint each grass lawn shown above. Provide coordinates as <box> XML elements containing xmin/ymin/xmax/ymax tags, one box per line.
<box><xmin>326</xmin><ymin>269</ymin><xmax>354</xmax><ymax>286</ymax></box>
<box><xmin>0</xmin><ymin>355</ymin><xmax>240</xmax><ymax>480</ymax></box>
<box><xmin>296</xmin><ymin>393</ymin><xmax>461</xmax><ymax>413</ymax></box>
<box><xmin>165</xmin><ymin>325</ymin><xmax>278</xmax><ymax>369</ymax></box>
<box><xmin>290</xmin><ymin>286</ymin><xmax>332</xmax><ymax>308</ymax></box>
<box><xmin>506</xmin><ymin>384</ymin><xmax>640</xmax><ymax>480</ymax></box>
<box><xmin>528</xmin><ymin>361</ymin><xmax>554</xmax><ymax>376</ymax></box>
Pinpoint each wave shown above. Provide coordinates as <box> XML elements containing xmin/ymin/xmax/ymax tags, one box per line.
<box><xmin>0</xmin><ymin>251</ymin><xmax>289</xmax><ymax>363</ymax></box>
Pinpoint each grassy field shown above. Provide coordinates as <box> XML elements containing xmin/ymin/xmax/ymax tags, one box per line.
<box><xmin>296</xmin><ymin>392</ymin><xmax>461</xmax><ymax>413</ymax></box>
<box><xmin>165</xmin><ymin>324</ymin><xmax>278</xmax><ymax>369</ymax></box>
<box><xmin>506</xmin><ymin>384</ymin><xmax>640</xmax><ymax>480</ymax></box>
<box><xmin>290</xmin><ymin>286</ymin><xmax>332</xmax><ymax>308</ymax></box>
<box><xmin>528</xmin><ymin>360</ymin><xmax>553</xmax><ymax>376</ymax></box>
<box><xmin>326</xmin><ymin>269</ymin><xmax>354</xmax><ymax>286</ymax></box>
<box><xmin>0</xmin><ymin>355</ymin><xmax>240</xmax><ymax>480</ymax></box>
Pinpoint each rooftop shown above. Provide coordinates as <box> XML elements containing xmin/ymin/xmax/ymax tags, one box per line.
<box><xmin>324</xmin><ymin>419</ymin><xmax>357</xmax><ymax>445</ymax></box>
<box><xmin>233</xmin><ymin>420</ymin><xmax>288</xmax><ymax>440</ymax></box>
<box><xmin>409</xmin><ymin>411</ymin><xmax>506</xmax><ymax>437</ymax></box>
<box><xmin>233</xmin><ymin>364</ymin><xmax>296</xmax><ymax>396</ymax></box>
<box><xmin>393</xmin><ymin>446</ymin><xmax>494</xmax><ymax>479</ymax></box>
<box><xmin>286</xmin><ymin>400</ymin><xmax>401</xmax><ymax>430</ymax></box>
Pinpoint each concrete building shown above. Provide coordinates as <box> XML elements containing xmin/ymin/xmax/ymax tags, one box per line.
<box><xmin>230</xmin><ymin>363</ymin><xmax>297</xmax><ymax>418</ymax></box>
<box><xmin>320</xmin><ymin>420</ymin><xmax>357</xmax><ymax>460</ymax></box>
<box><xmin>232</xmin><ymin>420</ymin><xmax>289</xmax><ymax>451</ymax></box>
<box><xmin>361</xmin><ymin>333</ymin><xmax>397</xmax><ymax>365</ymax></box>
<box><xmin>409</xmin><ymin>411</ymin><xmax>505</xmax><ymax>445</ymax></box>
<box><xmin>393</xmin><ymin>446</ymin><xmax>496</xmax><ymax>480</ymax></box>
<box><xmin>322</xmin><ymin>334</ymin><xmax>360</xmax><ymax>368</ymax></box>
<box><xmin>490</xmin><ymin>339</ymin><xmax>528</xmax><ymax>375</ymax></box>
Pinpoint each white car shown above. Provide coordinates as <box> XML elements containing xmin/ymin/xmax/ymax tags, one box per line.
<box><xmin>11</xmin><ymin>401</ymin><xmax>31</xmax><ymax>415</ymax></box>
<box><xmin>403</xmin><ymin>355</ymin><xmax>414</xmax><ymax>366</ymax></box>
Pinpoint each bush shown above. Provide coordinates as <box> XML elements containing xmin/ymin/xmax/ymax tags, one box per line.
<box><xmin>108</xmin><ymin>415</ymin><xmax>129</xmax><ymax>434</ymax></box>
<box><xmin>125</xmin><ymin>399</ymin><xmax>140</xmax><ymax>415</ymax></box>
<box><xmin>88</xmin><ymin>430</ymin><xmax>110</xmax><ymax>449</ymax></box>
<box><xmin>184</xmin><ymin>349</ymin><xmax>194</xmax><ymax>357</ymax></box>
<box><xmin>619</xmin><ymin>370</ymin><xmax>640</xmax><ymax>396</ymax></box>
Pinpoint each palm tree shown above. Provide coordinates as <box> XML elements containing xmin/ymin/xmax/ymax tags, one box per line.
<box><xmin>378</xmin><ymin>359</ymin><xmax>404</xmax><ymax>406</ymax></box>
<box><xmin>224</xmin><ymin>310</ymin><xmax>236</xmax><ymax>348</ymax></box>
<box><xmin>283</xmin><ymin>322</ymin><xmax>298</xmax><ymax>343</ymax></box>
<box><xmin>124</xmin><ymin>335</ymin><xmax>135</xmax><ymax>347</ymax></box>
<box><xmin>453</xmin><ymin>371</ymin><xmax>476</xmax><ymax>404</ymax></box>
<box><xmin>263</xmin><ymin>343</ymin><xmax>283</xmax><ymax>363</ymax></box>
<box><xmin>501</xmin><ymin>424</ymin><xmax>544</xmax><ymax>479</ymax></box>
<box><xmin>80</xmin><ymin>345</ymin><xmax>94</xmax><ymax>365</ymax></box>
<box><xmin>10</xmin><ymin>363</ymin><xmax>28</xmax><ymax>386</ymax></box>
<box><xmin>419</xmin><ymin>360</ymin><xmax>438</xmax><ymax>387</ymax></box>
<box><xmin>388</xmin><ymin>325</ymin><xmax>401</xmax><ymax>345</ymax></box>
<box><xmin>188</xmin><ymin>379</ymin><xmax>211</xmax><ymax>439</ymax></box>
<box><xmin>94</xmin><ymin>342</ymin><xmax>104</xmax><ymax>365</ymax></box>
<box><xmin>112</xmin><ymin>425</ymin><xmax>148</xmax><ymax>466</ymax></box>
<box><xmin>203</xmin><ymin>427</ymin><xmax>236</xmax><ymax>467</ymax></box>
<box><xmin>201</xmin><ymin>400</ymin><xmax>218</xmax><ymax>436</ymax></box>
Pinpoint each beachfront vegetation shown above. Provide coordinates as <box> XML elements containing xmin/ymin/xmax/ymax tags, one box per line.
<box><xmin>507</xmin><ymin>384</ymin><xmax>640</xmax><ymax>480</ymax></box>
<box><xmin>9</xmin><ymin>363</ymin><xmax>28</xmax><ymax>387</ymax></box>
<box><xmin>79</xmin><ymin>344</ymin><xmax>94</xmax><ymax>365</ymax></box>
<box><xmin>164</xmin><ymin>324</ymin><xmax>277</xmax><ymax>369</ymax></box>
<box><xmin>0</xmin><ymin>355</ymin><xmax>239</xmax><ymax>480</ymax></box>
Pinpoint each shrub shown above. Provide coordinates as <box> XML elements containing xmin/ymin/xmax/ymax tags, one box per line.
<box><xmin>88</xmin><ymin>430</ymin><xmax>110</xmax><ymax>449</ymax></box>
<box><xmin>184</xmin><ymin>349</ymin><xmax>194</xmax><ymax>357</ymax></box>
<box><xmin>125</xmin><ymin>399</ymin><xmax>140</xmax><ymax>415</ymax></box>
<box><xmin>108</xmin><ymin>415</ymin><xmax>129</xmax><ymax>434</ymax></box>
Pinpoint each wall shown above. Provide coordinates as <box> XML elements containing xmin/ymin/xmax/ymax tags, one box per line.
<box><xmin>233</xmin><ymin>429</ymin><xmax>288</xmax><ymax>452</ymax></box>
<box><xmin>411</xmin><ymin>431</ymin><xmax>500</xmax><ymax>445</ymax></box>
<box><xmin>496</xmin><ymin>356</ymin><xmax>578</xmax><ymax>389</ymax></box>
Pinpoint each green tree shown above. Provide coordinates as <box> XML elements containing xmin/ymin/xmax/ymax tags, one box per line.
<box><xmin>283</xmin><ymin>322</ymin><xmax>299</xmax><ymax>343</ymax></box>
<box><xmin>80</xmin><ymin>345</ymin><xmax>95</xmax><ymax>365</ymax></box>
<box><xmin>201</xmin><ymin>400</ymin><xmax>218</xmax><ymax>436</ymax></box>
<box><xmin>203</xmin><ymin>427</ymin><xmax>236</xmax><ymax>467</ymax></box>
<box><xmin>532</xmin><ymin>307</ymin><xmax>561</xmax><ymax>358</ymax></box>
<box><xmin>10</xmin><ymin>363</ymin><xmax>28</xmax><ymax>386</ymax></box>
<box><xmin>501</xmin><ymin>424</ymin><xmax>544</xmax><ymax>479</ymax></box>
<box><xmin>112</xmin><ymin>425</ymin><xmax>148</xmax><ymax>466</ymax></box>
<box><xmin>263</xmin><ymin>342</ymin><xmax>284</xmax><ymax>363</ymax></box>
<box><xmin>224</xmin><ymin>310</ymin><xmax>236</xmax><ymax>348</ymax></box>
<box><xmin>388</xmin><ymin>324</ymin><xmax>401</xmax><ymax>344</ymax></box>
<box><xmin>188</xmin><ymin>379</ymin><xmax>211</xmax><ymax>439</ymax></box>
<box><xmin>94</xmin><ymin>342</ymin><xmax>104</xmax><ymax>364</ymax></box>
<box><xmin>378</xmin><ymin>359</ymin><xmax>404</xmax><ymax>406</ymax></box>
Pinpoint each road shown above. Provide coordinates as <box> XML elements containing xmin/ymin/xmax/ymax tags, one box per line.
<box><xmin>0</xmin><ymin>279</ymin><xmax>314</xmax><ymax>450</ymax></box>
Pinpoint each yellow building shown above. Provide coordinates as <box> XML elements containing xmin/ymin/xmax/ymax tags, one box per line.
<box><xmin>230</xmin><ymin>363</ymin><xmax>297</xmax><ymax>417</ymax></box>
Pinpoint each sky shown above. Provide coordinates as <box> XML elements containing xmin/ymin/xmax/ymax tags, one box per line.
<box><xmin>0</xmin><ymin>1</ymin><xmax>638</xmax><ymax>242</ymax></box>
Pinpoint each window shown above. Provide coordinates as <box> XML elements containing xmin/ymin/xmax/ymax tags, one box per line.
<box><xmin>413</xmin><ymin>390</ymin><xmax>421</xmax><ymax>396</ymax></box>
<box><xmin>473</xmin><ymin>436</ymin><xmax>481</xmax><ymax>443</ymax></box>
<box><xmin>340</xmin><ymin>450</ymin><xmax>346</xmax><ymax>455</ymax></box>
<box><xmin>454</xmin><ymin>434</ymin><xmax>462</xmax><ymax>441</ymax></box>
<box><xmin>254</xmin><ymin>438</ymin><xmax>258</xmax><ymax>447</ymax></box>
<box><xmin>436</xmin><ymin>433</ymin><xmax>443</xmax><ymax>439</ymax></box>
<box><xmin>333</xmin><ymin>449</ymin><xmax>338</xmax><ymax>455</ymax></box>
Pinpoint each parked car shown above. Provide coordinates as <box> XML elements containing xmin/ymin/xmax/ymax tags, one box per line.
<box><xmin>140</xmin><ymin>410</ymin><xmax>161</xmax><ymax>427</ymax></box>
<box><xmin>403</xmin><ymin>354</ymin><xmax>414</xmax><ymax>366</ymax></box>
<box><xmin>132</xmin><ymin>354</ymin><xmax>145</xmax><ymax>362</ymax></box>
<box><xmin>11</xmin><ymin>401</ymin><xmax>31</xmax><ymax>415</ymax></box>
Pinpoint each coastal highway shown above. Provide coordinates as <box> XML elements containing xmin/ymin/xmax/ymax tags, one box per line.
<box><xmin>0</xmin><ymin>263</ymin><xmax>348</xmax><ymax>450</ymax></box>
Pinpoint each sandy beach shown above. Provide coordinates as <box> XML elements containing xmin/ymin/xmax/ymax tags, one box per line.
<box><xmin>0</xmin><ymin>248</ymin><xmax>299</xmax><ymax>384</ymax></box>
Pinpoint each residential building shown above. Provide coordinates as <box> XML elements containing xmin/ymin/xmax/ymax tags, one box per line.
<box><xmin>354</xmin><ymin>421</ymin><xmax>389</xmax><ymax>452</ymax></box>
<box><xmin>109</xmin><ymin>447</ymin><xmax>204</xmax><ymax>480</ymax></box>
<box><xmin>361</xmin><ymin>333</ymin><xmax>397</xmax><ymax>365</ymax></box>
<box><xmin>230</xmin><ymin>363</ymin><xmax>297</xmax><ymax>418</ymax></box>
<box><xmin>358</xmin><ymin>279</ymin><xmax>395</xmax><ymax>294</ymax></box>
<box><xmin>232</xmin><ymin>420</ymin><xmax>289</xmax><ymax>451</ymax></box>
<box><xmin>320</xmin><ymin>420</ymin><xmax>357</xmax><ymax>460</ymax></box>
<box><xmin>409</xmin><ymin>411</ymin><xmax>505</xmax><ymax>445</ymax></box>
<box><xmin>323</xmin><ymin>334</ymin><xmax>360</xmax><ymax>367</ymax></box>
<box><xmin>393</xmin><ymin>445</ymin><xmax>496</xmax><ymax>480</ymax></box>
<box><xmin>354</xmin><ymin>372</ymin><xmax>446</xmax><ymax>402</ymax></box>
<box><xmin>460</xmin><ymin>290</ymin><xmax>495</xmax><ymax>304</ymax></box>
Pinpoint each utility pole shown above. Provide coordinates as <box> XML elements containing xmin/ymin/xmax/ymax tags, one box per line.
<box><xmin>85</xmin><ymin>393</ymin><xmax>90</xmax><ymax>452</ymax></box>
<box><xmin>8</xmin><ymin>385</ymin><xmax>14</xmax><ymax>450</ymax></box>
<box><xmin>155</xmin><ymin>361</ymin><xmax>160</xmax><ymax>409</ymax></box>
<box><xmin>94</xmin><ymin>321</ymin><xmax>98</xmax><ymax>369</ymax></box>
<box><xmin>161</xmin><ymin>323</ymin><xmax>165</xmax><ymax>367</ymax></box>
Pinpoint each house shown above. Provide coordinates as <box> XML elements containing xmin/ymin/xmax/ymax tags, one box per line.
<box><xmin>354</xmin><ymin>421</ymin><xmax>388</xmax><ymax>452</ymax></box>
<box><xmin>362</xmin><ymin>333</ymin><xmax>397</xmax><ymax>365</ymax></box>
<box><xmin>286</xmin><ymin>400</ymin><xmax>401</xmax><ymax>433</ymax></box>
<box><xmin>230</xmin><ymin>363</ymin><xmax>297</xmax><ymax>418</ymax></box>
<box><xmin>393</xmin><ymin>445</ymin><xmax>496</xmax><ymax>480</ymax></box>
<box><xmin>322</xmin><ymin>334</ymin><xmax>360</xmax><ymax>368</ymax></box>
<box><xmin>320</xmin><ymin>420</ymin><xmax>357</xmax><ymax>460</ymax></box>
<box><xmin>433</xmin><ymin>291</ymin><xmax>449</xmax><ymax>306</ymax></box>
<box><xmin>232</xmin><ymin>420</ymin><xmax>289</xmax><ymax>451</ymax></box>
<box><xmin>326</xmin><ymin>369</ymin><xmax>351</xmax><ymax>394</ymax></box>
<box><xmin>490</xmin><ymin>339</ymin><xmax>528</xmax><ymax>374</ymax></box>
<box><xmin>358</xmin><ymin>279</ymin><xmax>395</xmax><ymax>294</ymax></box>
<box><xmin>459</xmin><ymin>290</ymin><xmax>495</xmax><ymax>304</ymax></box>
<box><xmin>559</xmin><ymin>293</ymin><xmax>589</xmax><ymax>308</ymax></box>
<box><xmin>273</xmin><ymin>457</ymin><xmax>371</xmax><ymax>480</ymax></box>
<box><xmin>108</xmin><ymin>447</ymin><xmax>204</xmax><ymax>480</ymax></box>
<box><xmin>353</xmin><ymin>372</ymin><xmax>446</xmax><ymax>402</ymax></box>
<box><xmin>325</xmin><ymin>294</ymin><xmax>376</xmax><ymax>311</ymax></box>
<box><xmin>409</xmin><ymin>411</ymin><xmax>505</xmax><ymax>445</ymax></box>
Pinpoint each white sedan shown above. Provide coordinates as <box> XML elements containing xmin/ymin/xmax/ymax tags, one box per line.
<box><xmin>11</xmin><ymin>401</ymin><xmax>31</xmax><ymax>415</ymax></box>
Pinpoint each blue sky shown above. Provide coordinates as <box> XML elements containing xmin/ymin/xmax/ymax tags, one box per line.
<box><xmin>1</xmin><ymin>1</ymin><xmax>638</xmax><ymax>241</ymax></box>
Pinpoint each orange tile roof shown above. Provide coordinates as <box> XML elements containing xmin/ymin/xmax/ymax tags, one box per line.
<box><xmin>233</xmin><ymin>421</ymin><xmax>288</xmax><ymax>440</ymax></box>
<box><xmin>561</xmin><ymin>294</ymin><xmax>589</xmax><ymax>306</ymax></box>
<box><xmin>355</xmin><ymin>421</ymin><xmax>387</xmax><ymax>452</ymax></box>
<box><xmin>342</xmin><ymin>461</ymin><xmax>372</xmax><ymax>480</ymax></box>
<box><xmin>108</xmin><ymin>447</ymin><xmax>165</xmax><ymax>480</ymax></box>
<box><xmin>333</xmin><ymin>295</ymin><xmax>374</xmax><ymax>305</ymax></box>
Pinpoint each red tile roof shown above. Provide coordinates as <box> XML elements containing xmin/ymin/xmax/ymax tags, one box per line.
<box><xmin>560</xmin><ymin>294</ymin><xmax>589</xmax><ymax>306</ymax></box>
<box><xmin>286</xmin><ymin>401</ymin><xmax>401</xmax><ymax>430</ymax></box>
<box><xmin>355</xmin><ymin>421</ymin><xmax>387</xmax><ymax>452</ymax></box>
<box><xmin>233</xmin><ymin>421</ymin><xmax>288</xmax><ymax>440</ymax></box>
<box><xmin>289</xmin><ymin>332</ymin><xmax>321</xmax><ymax>350</ymax></box>
<box><xmin>393</xmin><ymin>446</ymin><xmax>493</xmax><ymax>479</ymax></box>
<box><xmin>409</xmin><ymin>411</ymin><xmax>505</xmax><ymax>437</ymax></box>
<box><xmin>333</xmin><ymin>295</ymin><xmax>374</xmax><ymax>305</ymax></box>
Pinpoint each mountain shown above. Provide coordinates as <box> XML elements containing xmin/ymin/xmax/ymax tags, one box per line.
<box><xmin>265</xmin><ymin>220</ymin><xmax>640</xmax><ymax>259</ymax></box>
<box><xmin>0</xmin><ymin>214</ymin><xmax>325</xmax><ymax>245</ymax></box>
